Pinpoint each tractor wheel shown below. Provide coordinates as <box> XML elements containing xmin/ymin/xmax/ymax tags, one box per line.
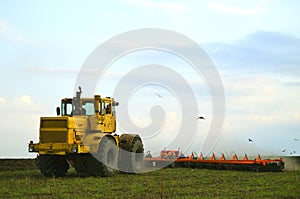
<box><xmin>95</xmin><ymin>136</ymin><xmax>119</xmax><ymax>177</ymax></box>
<box><xmin>119</xmin><ymin>137</ymin><xmax>144</xmax><ymax>174</ymax></box>
<box><xmin>71</xmin><ymin>154</ymin><xmax>90</xmax><ymax>176</ymax></box>
<box><xmin>38</xmin><ymin>155</ymin><xmax>69</xmax><ymax>177</ymax></box>
<box><xmin>72</xmin><ymin>154</ymin><xmax>101</xmax><ymax>177</ymax></box>
<box><xmin>72</xmin><ymin>137</ymin><xmax>118</xmax><ymax>177</ymax></box>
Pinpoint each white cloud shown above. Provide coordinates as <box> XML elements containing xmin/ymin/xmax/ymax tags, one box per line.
<box><xmin>24</xmin><ymin>65</ymin><xmax>79</xmax><ymax>75</ymax></box>
<box><xmin>124</xmin><ymin>0</ymin><xmax>189</xmax><ymax>13</ymax></box>
<box><xmin>292</xmin><ymin>113</ymin><xmax>300</xmax><ymax>120</ymax></box>
<box><xmin>0</xmin><ymin>18</ymin><xmax>31</xmax><ymax>43</ymax></box>
<box><xmin>207</xmin><ymin>1</ymin><xmax>266</xmax><ymax>15</ymax></box>
<box><xmin>0</xmin><ymin>95</ymin><xmax>46</xmax><ymax>113</ymax></box>
<box><xmin>0</xmin><ymin>95</ymin><xmax>47</xmax><ymax>157</ymax></box>
<box><xmin>3</xmin><ymin>95</ymin><xmax>34</xmax><ymax>106</ymax></box>
<box><xmin>123</xmin><ymin>0</ymin><xmax>190</xmax><ymax>25</ymax></box>
<box><xmin>224</xmin><ymin>74</ymin><xmax>299</xmax><ymax>117</ymax></box>
<box><xmin>19</xmin><ymin>95</ymin><xmax>33</xmax><ymax>104</ymax></box>
<box><xmin>209</xmin><ymin>70</ymin><xmax>300</xmax><ymax>155</ymax></box>
<box><xmin>0</xmin><ymin>97</ymin><xmax>6</xmax><ymax>103</ymax></box>
<box><xmin>0</xmin><ymin>19</ymin><xmax>11</xmax><ymax>32</ymax></box>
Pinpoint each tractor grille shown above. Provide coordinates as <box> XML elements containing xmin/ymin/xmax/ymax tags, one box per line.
<box><xmin>40</xmin><ymin>130</ymin><xmax>67</xmax><ymax>143</ymax></box>
<box><xmin>40</xmin><ymin>117</ymin><xmax>68</xmax><ymax>143</ymax></box>
<box><xmin>41</xmin><ymin>119</ymin><xmax>67</xmax><ymax>128</ymax></box>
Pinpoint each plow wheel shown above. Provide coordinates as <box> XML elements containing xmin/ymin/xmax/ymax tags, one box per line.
<box><xmin>119</xmin><ymin>136</ymin><xmax>144</xmax><ymax>174</ymax></box>
<box><xmin>38</xmin><ymin>155</ymin><xmax>69</xmax><ymax>177</ymax></box>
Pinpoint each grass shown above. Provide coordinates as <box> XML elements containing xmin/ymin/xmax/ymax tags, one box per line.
<box><xmin>0</xmin><ymin>167</ymin><xmax>299</xmax><ymax>198</ymax></box>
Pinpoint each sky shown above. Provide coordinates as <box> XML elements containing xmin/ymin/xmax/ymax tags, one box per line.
<box><xmin>0</xmin><ymin>0</ymin><xmax>299</xmax><ymax>158</ymax></box>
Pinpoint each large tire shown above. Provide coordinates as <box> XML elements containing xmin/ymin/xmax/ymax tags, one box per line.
<box><xmin>71</xmin><ymin>154</ymin><xmax>92</xmax><ymax>176</ymax></box>
<box><xmin>71</xmin><ymin>137</ymin><xmax>118</xmax><ymax>177</ymax></box>
<box><xmin>119</xmin><ymin>137</ymin><xmax>144</xmax><ymax>174</ymax></box>
<box><xmin>96</xmin><ymin>136</ymin><xmax>119</xmax><ymax>177</ymax></box>
<box><xmin>38</xmin><ymin>155</ymin><xmax>69</xmax><ymax>177</ymax></box>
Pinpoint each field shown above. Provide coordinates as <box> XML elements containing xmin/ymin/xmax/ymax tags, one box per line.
<box><xmin>0</xmin><ymin>159</ymin><xmax>299</xmax><ymax>198</ymax></box>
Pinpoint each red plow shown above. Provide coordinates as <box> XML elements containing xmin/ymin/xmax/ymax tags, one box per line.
<box><xmin>145</xmin><ymin>150</ymin><xmax>284</xmax><ymax>172</ymax></box>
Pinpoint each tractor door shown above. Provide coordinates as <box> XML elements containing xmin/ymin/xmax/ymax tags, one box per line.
<box><xmin>100</xmin><ymin>99</ymin><xmax>115</xmax><ymax>133</ymax></box>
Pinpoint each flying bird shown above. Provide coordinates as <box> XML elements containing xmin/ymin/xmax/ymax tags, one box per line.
<box><xmin>154</xmin><ymin>92</ymin><xmax>163</xmax><ymax>98</ymax></box>
<box><xmin>196</xmin><ymin>116</ymin><xmax>206</xmax><ymax>120</ymax></box>
<box><xmin>282</xmin><ymin>149</ymin><xmax>286</xmax><ymax>152</ymax></box>
<box><xmin>293</xmin><ymin>138</ymin><xmax>299</xmax><ymax>141</ymax></box>
<box><xmin>248</xmin><ymin>138</ymin><xmax>253</xmax><ymax>142</ymax></box>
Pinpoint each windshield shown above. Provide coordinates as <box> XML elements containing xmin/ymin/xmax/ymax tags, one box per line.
<box><xmin>62</xmin><ymin>99</ymin><xmax>94</xmax><ymax>116</ymax></box>
<box><xmin>81</xmin><ymin>101</ymin><xmax>94</xmax><ymax>116</ymax></box>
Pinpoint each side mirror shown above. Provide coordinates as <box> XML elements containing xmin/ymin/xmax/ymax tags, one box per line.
<box><xmin>56</xmin><ymin>107</ymin><xmax>60</xmax><ymax>116</ymax></box>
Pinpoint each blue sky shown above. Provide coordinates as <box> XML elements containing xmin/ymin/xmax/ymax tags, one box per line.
<box><xmin>0</xmin><ymin>0</ymin><xmax>299</xmax><ymax>157</ymax></box>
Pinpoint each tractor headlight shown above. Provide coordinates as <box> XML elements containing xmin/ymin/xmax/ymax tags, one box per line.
<box><xmin>71</xmin><ymin>146</ymin><xmax>78</xmax><ymax>153</ymax></box>
<box><xmin>29</xmin><ymin>146</ymin><xmax>34</xmax><ymax>152</ymax></box>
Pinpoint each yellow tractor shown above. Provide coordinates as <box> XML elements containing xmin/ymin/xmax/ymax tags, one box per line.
<box><xmin>28</xmin><ymin>87</ymin><xmax>144</xmax><ymax>177</ymax></box>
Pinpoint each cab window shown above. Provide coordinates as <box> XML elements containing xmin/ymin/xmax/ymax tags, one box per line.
<box><xmin>62</xmin><ymin>101</ymin><xmax>72</xmax><ymax>116</ymax></box>
<box><xmin>101</xmin><ymin>101</ymin><xmax>111</xmax><ymax>115</ymax></box>
<box><xmin>82</xmin><ymin>101</ymin><xmax>95</xmax><ymax>116</ymax></box>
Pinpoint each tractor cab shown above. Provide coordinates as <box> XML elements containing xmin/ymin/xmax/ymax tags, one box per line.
<box><xmin>58</xmin><ymin>87</ymin><xmax>118</xmax><ymax>133</ymax></box>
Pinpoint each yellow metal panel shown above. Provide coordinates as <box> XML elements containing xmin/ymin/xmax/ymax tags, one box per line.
<box><xmin>67</xmin><ymin>129</ymin><xmax>75</xmax><ymax>144</ymax></box>
<box><xmin>41</xmin><ymin>117</ymin><xmax>67</xmax><ymax>128</ymax></box>
<box><xmin>40</xmin><ymin>128</ymin><xmax>67</xmax><ymax>143</ymax></box>
<box><xmin>73</xmin><ymin>116</ymin><xmax>88</xmax><ymax>129</ymax></box>
<box><xmin>37</xmin><ymin>143</ymin><xmax>69</xmax><ymax>155</ymax></box>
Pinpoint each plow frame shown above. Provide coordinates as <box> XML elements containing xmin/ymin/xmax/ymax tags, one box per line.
<box><xmin>145</xmin><ymin>153</ymin><xmax>285</xmax><ymax>172</ymax></box>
